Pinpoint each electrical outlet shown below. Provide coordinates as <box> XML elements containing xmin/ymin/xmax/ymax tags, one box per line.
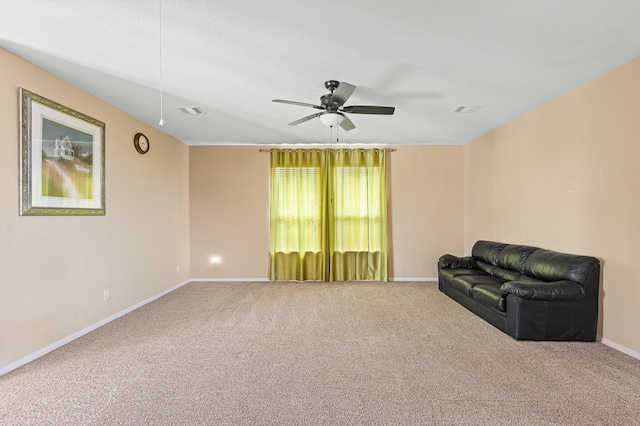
<box><xmin>176</xmin><ymin>265</ymin><xmax>180</xmax><ymax>272</ymax></box>
<box><xmin>103</xmin><ymin>290</ymin><xmax>110</xmax><ymax>301</ymax></box>
<box><xmin>213</xmin><ymin>257</ymin><xmax>220</xmax><ymax>268</ymax></box>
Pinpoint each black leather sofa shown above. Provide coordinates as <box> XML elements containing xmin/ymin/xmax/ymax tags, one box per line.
<box><xmin>438</xmin><ymin>241</ymin><xmax>601</xmax><ymax>341</ymax></box>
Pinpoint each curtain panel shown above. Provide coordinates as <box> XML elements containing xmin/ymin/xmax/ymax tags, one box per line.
<box><xmin>270</xmin><ymin>149</ymin><xmax>328</xmax><ymax>281</ymax></box>
<box><xmin>269</xmin><ymin>148</ymin><xmax>388</xmax><ymax>282</ymax></box>
<box><xmin>328</xmin><ymin>148</ymin><xmax>387</xmax><ymax>281</ymax></box>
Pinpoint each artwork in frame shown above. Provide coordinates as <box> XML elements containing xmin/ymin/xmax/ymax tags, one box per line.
<box><xmin>19</xmin><ymin>88</ymin><xmax>105</xmax><ymax>216</ymax></box>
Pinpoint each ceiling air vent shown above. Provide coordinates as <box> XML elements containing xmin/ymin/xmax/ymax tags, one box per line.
<box><xmin>453</xmin><ymin>105</ymin><xmax>483</xmax><ymax>113</ymax></box>
<box><xmin>177</xmin><ymin>106</ymin><xmax>205</xmax><ymax>115</ymax></box>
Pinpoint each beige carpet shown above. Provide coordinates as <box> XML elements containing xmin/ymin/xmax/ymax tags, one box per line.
<box><xmin>1</xmin><ymin>281</ymin><xmax>640</xmax><ymax>425</ymax></box>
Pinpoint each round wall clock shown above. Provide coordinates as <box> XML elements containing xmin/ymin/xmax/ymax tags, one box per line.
<box><xmin>133</xmin><ymin>132</ymin><xmax>150</xmax><ymax>154</ymax></box>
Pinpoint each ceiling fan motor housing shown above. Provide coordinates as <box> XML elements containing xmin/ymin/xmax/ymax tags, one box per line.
<box><xmin>320</xmin><ymin>93</ymin><xmax>338</xmax><ymax>110</ymax></box>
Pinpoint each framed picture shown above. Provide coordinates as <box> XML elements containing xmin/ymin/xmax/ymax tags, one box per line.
<box><xmin>19</xmin><ymin>88</ymin><xmax>105</xmax><ymax>216</ymax></box>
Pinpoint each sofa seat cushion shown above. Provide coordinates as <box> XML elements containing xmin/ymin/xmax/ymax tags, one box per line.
<box><xmin>439</xmin><ymin>268</ymin><xmax>481</xmax><ymax>282</ymax></box>
<box><xmin>471</xmin><ymin>284</ymin><xmax>506</xmax><ymax>312</ymax></box>
<box><xmin>451</xmin><ymin>274</ymin><xmax>505</xmax><ymax>295</ymax></box>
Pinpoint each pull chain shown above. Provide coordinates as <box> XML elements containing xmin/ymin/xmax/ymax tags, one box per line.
<box><xmin>158</xmin><ymin>0</ymin><xmax>165</xmax><ymax>126</ymax></box>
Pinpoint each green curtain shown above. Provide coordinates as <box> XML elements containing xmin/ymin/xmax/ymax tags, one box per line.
<box><xmin>269</xmin><ymin>148</ymin><xmax>388</xmax><ymax>282</ymax></box>
<box><xmin>270</xmin><ymin>149</ymin><xmax>328</xmax><ymax>281</ymax></box>
<box><xmin>328</xmin><ymin>149</ymin><xmax>388</xmax><ymax>281</ymax></box>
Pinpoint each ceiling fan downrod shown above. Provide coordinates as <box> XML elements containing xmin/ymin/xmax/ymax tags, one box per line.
<box><xmin>324</xmin><ymin>80</ymin><xmax>340</xmax><ymax>93</ymax></box>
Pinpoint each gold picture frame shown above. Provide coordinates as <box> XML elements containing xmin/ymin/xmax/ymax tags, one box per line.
<box><xmin>19</xmin><ymin>88</ymin><xmax>105</xmax><ymax>216</ymax></box>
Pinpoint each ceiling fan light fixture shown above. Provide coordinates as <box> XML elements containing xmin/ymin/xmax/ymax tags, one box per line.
<box><xmin>319</xmin><ymin>112</ymin><xmax>345</xmax><ymax>127</ymax></box>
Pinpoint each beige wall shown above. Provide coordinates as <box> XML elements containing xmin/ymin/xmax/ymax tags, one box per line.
<box><xmin>189</xmin><ymin>145</ymin><xmax>464</xmax><ymax>280</ymax></box>
<box><xmin>189</xmin><ymin>146</ymin><xmax>270</xmax><ymax>279</ymax></box>
<box><xmin>464</xmin><ymin>56</ymin><xmax>640</xmax><ymax>353</ymax></box>
<box><xmin>0</xmin><ymin>48</ymin><xmax>191</xmax><ymax>370</ymax></box>
<box><xmin>388</xmin><ymin>145</ymin><xmax>464</xmax><ymax>279</ymax></box>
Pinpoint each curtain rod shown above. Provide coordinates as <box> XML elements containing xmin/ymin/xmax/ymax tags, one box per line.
<box><xmin>259</xmin><ymin>148</ymin><xmax>397</xmax><ymax>152</ymax></box>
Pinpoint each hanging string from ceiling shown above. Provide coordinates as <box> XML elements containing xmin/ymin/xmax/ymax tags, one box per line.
<box><xmin>158</xmin><ymin>0</ymin><xmax>165</xmax><ymax>126</ymax></box>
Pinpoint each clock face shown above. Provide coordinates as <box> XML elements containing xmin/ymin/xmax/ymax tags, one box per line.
<box><xmin>139</xmin><ymin>136</ymin><xmax>148</xmax><ymax>150</ymax></box>
<box><xmin>134</xmin><ymin>133</ymin><xmax>150</xmax><ymax>154</ymax></box>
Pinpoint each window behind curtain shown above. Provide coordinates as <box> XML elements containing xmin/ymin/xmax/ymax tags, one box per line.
<box><xmin>331</xmin><ymin>166</ymin><xmax>383</xmax><ymax>253</ymax></box>
<box><xmin>271</xmin><ymin>166</ymin><xmax>324</xmax><ymax>254</ymax></box>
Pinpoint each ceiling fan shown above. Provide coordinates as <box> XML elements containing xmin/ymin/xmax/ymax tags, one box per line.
<box><xmin>272</xmin><ymin>80</ymin><xmax>395</xmax><ymax>131</ymax></box>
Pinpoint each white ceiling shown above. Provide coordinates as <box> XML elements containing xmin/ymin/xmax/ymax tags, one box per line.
<box><xmin>1</xmin><ymin>0</ymin><xmax>640</xmax><ymax>146</ymax></box>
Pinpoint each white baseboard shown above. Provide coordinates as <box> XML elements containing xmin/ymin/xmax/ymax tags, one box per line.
<box><xmin>390</xmin><ymin>277</ymin><xmax>437</xmax><ymax>282</ymax></box>
<box><xmin>0</xmin><ymin>279</ymin><xmax>191</xmax><ymax>377</ymax></box>
<box><xmin>189</xmin><ymin>278</ymin><xmax>270</xmax><ymax>282</ymax></box>
<box><xmin>601</xmin><ymin>338</ymin><xmax>640</xmax><ymax>361</ymax></box>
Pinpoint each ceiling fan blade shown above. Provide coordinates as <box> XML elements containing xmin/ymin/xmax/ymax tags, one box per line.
<box><xmin>342</xmin><ymin>105</ymin><xmax>395</xmax><ymax>115</ymax></box>
<box><xmin>339</xmin><ymin>116</ymin><xmax>356</xmax><ymax>131</ymax></box>
<box><xmin>330</xmin><ymin>82</ymin><xmax>356</xmax><ymax>106</ymax></box>
<box><xmin>273</xmin><ymin>99</ymin><xmax>322</xmax><ymax>109</ymax></box>
<box><xmin>288</xmin><ymin>113</ymin><xmax>321</xmax><ymax>126</ymax></box>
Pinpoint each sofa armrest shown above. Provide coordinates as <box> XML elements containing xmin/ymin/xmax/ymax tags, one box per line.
<box><xmin>501</xmin><ymin>280</ymin><xmax>584</xmax><ymax>301</ymax></box>
<box><xmin>439</xmin><ymin>254</ymin><xmax>476</xmax><ymax>269</ymax></box>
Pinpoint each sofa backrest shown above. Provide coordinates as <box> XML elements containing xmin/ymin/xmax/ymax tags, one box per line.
<box><xmin>471</xmin><ymin>241</ymin><xmax>600</xmax><ymax>294</ymax></box>
<box><xmin>472</xmin><ymin>241</ymin><xmax>539</xmax><ymax>269</ymax></box>
<box><xmin>471</xmin><ymin>241</ymin><xmax>509</xmax><ymax>265</ymax></box>
<box><xmin>496</xmin><ymin>244</ymin><xmax>540</xmax><ymax>272</ymax></box>
<box><xmin>522</xmin><ymin>250</ymin><xmax>600</xmax><ymax>286</ymax></box>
